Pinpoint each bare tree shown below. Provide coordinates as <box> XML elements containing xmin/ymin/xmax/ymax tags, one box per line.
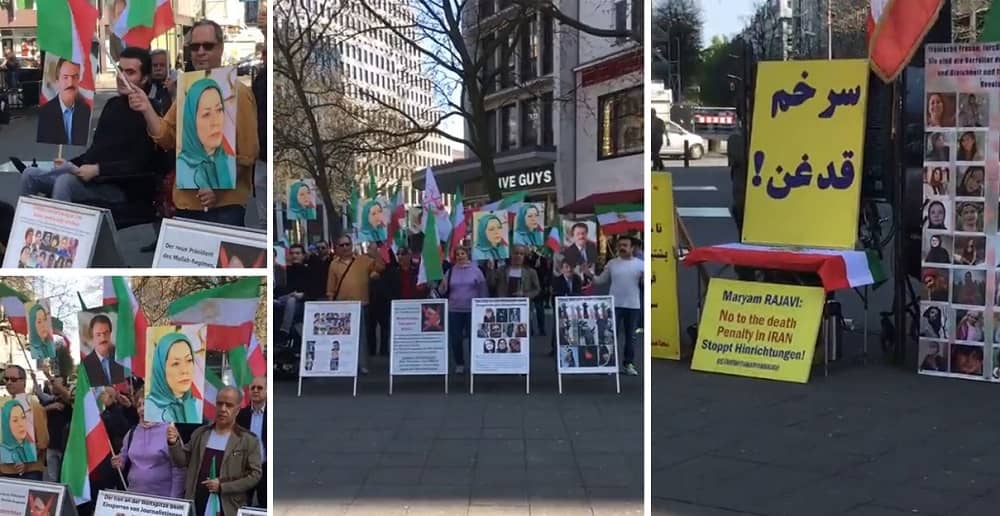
<box><xmin>274</xmin><ymin>0</ymin><xmax>430</xmax><ymax>233</ymax></box>
<box><xmin>357</xmin><ymin>0</ymin><xmax>636</xmax><ymax>202</ymax></box>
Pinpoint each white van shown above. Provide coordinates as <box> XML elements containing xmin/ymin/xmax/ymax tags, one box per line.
<box><xmin>660</xmin><ymin>120</ymin><xmax>706</xmax><ymax>160</ymax></box>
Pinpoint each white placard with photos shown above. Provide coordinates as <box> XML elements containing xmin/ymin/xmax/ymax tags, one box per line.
<box><xmin>3</xmin><ymin>196</ymin><xmax>103</xmax><ymax>268</ymax></box>
<box><xmin>299</xmin><ymin>301</ymin><xmax>361</xmax><ymax>396</ymax></box>
<box><xmin>554</xmin><ymin>296</ymin><xmax>620</xmax><ymax>393</ymax></box>
<box><xmin>470</xmin><ymin>297</ymin><xmax>530</xmax><ymax>393</ymax></box>
<box><xmin>95</xmin><ymin>490</ymin><xmax>193</xmax><ymax>516</ymax></box>
<box><xmin>152</xmin><ymin>218</ymin><xmax>267</xmax><ymax>269</ymax></box>
<box><xmin>389</xmin><ymin>299</ymin><xmax>449</xmax><ymax>394</ymax></box>
<box><xmin>921</xmin><ymin>44</ymin><xmax>998</xmax><ymax>383</ymax></box>
<box><xmin>0</xmin><ymin>477</ymin><xmax>75</xmax><ymax>516</ymax></box>
<box><xmin>237</xmin><ymin>508</ymin><xmax>268</xmax><ymax>516</ymax></box>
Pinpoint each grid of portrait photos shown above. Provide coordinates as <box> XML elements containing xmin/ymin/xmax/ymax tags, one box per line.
<box><xmin>303</xmin><ymin>309</ymin><xmax>354</xmax><ymax>375</ymax></box>
<box><xmin>555</xmin><ymin>297</ymin><xmax>618</xmax><ymax>371</ymax></box>
<box><xmin>920</xmin><ymin>85</ymin><xmax>997</xmax><ymax>382</ymax></box>
<box><xmin>15</xmin><ymin>228</ymin><xmax>80</xmax><ymax>269</ymax></box>
<box><xmin>476</xmin><ymin>306</ymin><xmax>528</xmax><ymax>354</ymax></box>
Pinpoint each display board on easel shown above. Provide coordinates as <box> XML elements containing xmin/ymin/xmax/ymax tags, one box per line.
<box><xmin>554</xmin><ymin>295</ymin><xmax>620</xmax><ymax>393</ymax></box>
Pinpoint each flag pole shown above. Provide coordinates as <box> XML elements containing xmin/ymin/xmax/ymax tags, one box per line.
<box><xmin>108</xmin><ymin>436</ymin><xmax>129</xmax><ymax>490</ymax></box>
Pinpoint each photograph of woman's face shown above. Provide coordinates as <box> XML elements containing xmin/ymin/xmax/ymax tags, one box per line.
<box><xmin>296</xmin><ymin>185</ymin><xmax>313</xmax><ymax>208</ymax></box>
<box><xmin>931</xmin><ymin>168</ymin><xmax>943</xmax><ymax>183</ymax></box>
<box><xmin>525</xmin><ymin>207</ymin><xmax>540</xmax><ymax>230</ymax></box>
<box><xmin>960</xmin><ymin>132</ymin><xmax>977</xmax><ymax>154</ymax></box>
<box><xmin>933</xmin><ymin>133</ymin><xmax>946</xmax><ymax>150</ymax></box>
<box><xmin>368</xmin><ymin>203</ymin><xmax>384</xmax><ymax>228</ymax></box>
<box><xmin>34</xmin><ymin>308</ymin><xmax>50</xmax><ymax>340</ymax></box>
<box><xmin>485</xmin><ymin>339</ymin><xmax>495</xmax><ymax>352</ymax></box>
<box><xmin>8</xmin><ymin>404</ymin><xmax>27</xmax><ymax>442</ymax></box>
<box><xmin>486</xmin><ymin>218</ymin><xmax>503</xmax><ymax>245</ymax></box>
<box><xmin>926</xmin><ymin>202</ymin><xmax>946</xmax><ymax>227</ymax></box>
<box><xmin>957</xmin><ymin>203</ymin><xmax>981</xmax><ymax>231</ymax></box>
<box><xmin>930</xmin><ymin>235</ymin><xmax>941</xmax><ymax>248</ymax></box>
<box><xmin>961</xmin><ymin>167</ymin><xmax>984</xmax><ymax>194</ymax></box>
<box><xmin>164</xmin><ymin>340</ymin><xmax>194</xmax><ymax>397</ymax></box>
<box><xmin>195</xmin><ymin>87</ymin><xmax>225</xmax><ymax>153</ymax></box>
<box><xmin>928</xmin><ymin>93</ymin><xmax>944</xmax><ymax>121</ymax></box>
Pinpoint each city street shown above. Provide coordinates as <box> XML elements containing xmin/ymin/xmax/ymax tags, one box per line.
<box><xmin>653</xmin><ymin>161</ymin><xmax>1000</xmax><ymax>515</ymax></box>
<box><xmin>273</xmin><ymin>327</ymin><xmax>643</xmax><ymax>516</ymax></box>
<box><xmin>0</xmin><ymin>91</ymin><xmax>263</xmax><ymax>266</ymax></box>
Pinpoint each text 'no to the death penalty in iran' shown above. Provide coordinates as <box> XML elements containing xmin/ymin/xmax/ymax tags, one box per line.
<box><xmin>700</xmin><ymin>289</ymin><xmax>808</xmax><ymax>362</ymax></box>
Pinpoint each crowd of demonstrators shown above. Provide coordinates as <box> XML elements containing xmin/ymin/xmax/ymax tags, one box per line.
<box><xmin>274</xmin><ymin>229</ymin><xmax>645</xmax><ymax>376</ymax></box>
<box><xmin>1</xmin><ymin>359</ymin><xmax>268</xmax><ymax>515</ymax></box>
<box><xmin>251</xmin><ymin>4</ymin><xmax>268</xmax><ymax>232</ymax></box>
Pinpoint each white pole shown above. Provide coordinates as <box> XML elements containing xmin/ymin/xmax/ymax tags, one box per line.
<box><xmin>827</xmin><ymin>0</ymin><xmax>833</xmax><ymax>60</ymax></box>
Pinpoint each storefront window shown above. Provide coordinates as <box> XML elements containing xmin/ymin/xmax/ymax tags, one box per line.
<box><xmin>598</xmin><ymin>86</ymin><xmax>643</xmax><ymax>159</ymax></box>
<box><xmin>500</xmin><ymin>104</ymin><xmax>516</xmax><ymax>151</ymax></box>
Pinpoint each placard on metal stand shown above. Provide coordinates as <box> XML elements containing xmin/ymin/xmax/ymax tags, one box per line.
<box><xmin>388</xmin><ymin>299</ymin><xmax>449</xmax><ymax>395</ymax></box>
<box><xmin>469</xmin><ymin>297</ymin><xmax>531</xmax><ymax>395</ymax></box>
<box><xmin>297</xmin><ymin>301</ymin><xmax>361</xmax><ymax>397</ymax></box>
<box><xmin>554</xmin><ymin>296</ymin><xmax>622</xmax><ymax>394</ymax></box>
<box><xmin>0</xmin><ymin>477</ymin><xmax>78</xmax><ymax>516</ymax></box>
<box><xmin>95</xmin><ymin>490</ymin><xmax>194</xmax><ymax>515</ymax></box>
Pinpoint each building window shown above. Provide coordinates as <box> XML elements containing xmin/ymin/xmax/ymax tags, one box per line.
<box><xmin>598</xmin><ymin>86</ymin><xmax>643</xmax><ymax>159</ymax></box>
<box><xmin>500</xmin><ymin>104</ymin><xmax>516</xmax><ymax>151</ymax></box>
<box><xmin>244</xmin><ymin>0</ymin><xmax>260</xmax><ymax>26</ymax></box>
<box><xmin>542</xmin><ymin>93</ymin><xmax>553</xmax><ymax>146</ymax></box>
<box><xmin>500</xmin><ymin>34</ymin><xmax>515</xmax><ymax>89</ymax></box>
<box><xmin>541</xmin><ymin>14</ymin><xmax>553</xmax><ymax>75</ymax></box>
<box><xmin>521</xmin><ymin>98</ymin><xmax>539</xmax><ymax>147</ymax></box>
<box><xmin>614</xmin><ymin>1</ymin><xmax>627</xmax><ymax>42</ymax></box>
<box><xmin>486</xmin><ymin>109</ymin><xmax>497</xmax><ymax>152</ymax></box>
<box><xmin>520</xmin><ymin>18</ymin><xmax>537</xmax><ymax>81</ymax></box>
<box><xmin>630</xmin><ymin>0</ymin><xmax>641</xmax><ymax>37</ymax></box>
<box><xmin>481</xmin><ymin>34</ymin><xmax>495</xmax><ymax>94</ymax></box>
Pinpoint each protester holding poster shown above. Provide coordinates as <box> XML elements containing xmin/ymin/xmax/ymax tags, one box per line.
<box><xmin>79</xmin><ymin>312</ymin><xmax>127</xmax><ymax>387</ymax></box>
<box><xmin>357</xmin><ymin>199</ymin><xmax>388</xmax><ymax>243</ymax></box>
<box><xmin>129</xmin><ymin>19</ymin><xmax>259</xmax><ymax>227</ymax></box>
<box><xmin>36</xmin><ymin>56</ymin><xmax>92</xmax><ymax>146</ymax></box>
<box><xmin>26</xmin><ymin>301</ymin><xmax>55</xmax><ymax>360</ymax></box>
<box><xmin>286</xmin><ymin>179</ymin><xmax>317</xmax><ymax>220</ymax></box>
<box><xmin>0</xmin><ymin>366</ymin><xmax>47</xmax><ymax>480</ymax></box>
<box><xmin>144</xmin><ymin>328</ymin><xmax>204</xmax><ymax>424</ymax></box>
<box><xmin>175</xmin><ymin>69</ymin><xmax>237</xmax><ymax>190</ymax></box>
<box><xmin>513</xmin><ymin>203</ymin><xmax>544</xmax><ymax>247</ymax></box>
<box><xmin>472</xmin><ymin>211</ymin><xmax>509</xmax><ymax>261</ymax></box>
<box><xmin>488</xmin><ymin>246</ymin><xmax>541</xmax><ymax>299</ymax></box>
<box><xmin>111</xmin><ymin>389</ymin><xmax>186</xmax><ymax>498</ymax></box>
<box><xmin>437</xmin><ymin>246</ymin><xmax>488</xmax><ymax>373</ymax></box>
<box><xmin>592</xmin><ymin>237</ymin><xmax>643</xmax><ymax>376</ymax></box>
<box><xmin>561</xmin><ymin>221</ymin><xmax>598</xmax><ymax>272</ymax></box>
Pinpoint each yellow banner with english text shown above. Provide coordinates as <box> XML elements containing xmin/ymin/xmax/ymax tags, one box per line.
<box><xmin>691</xmin><ymin>278</ymin><xmax>825</xmax><ymax>383</ymax></box>
<box><xmin>742</xmin><ymin>59</ymin><xmax>869</xmax><ymax>249</ymax></box>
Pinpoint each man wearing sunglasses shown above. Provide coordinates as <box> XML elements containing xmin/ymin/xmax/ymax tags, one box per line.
<box><xmin>236</xmin><ymin>376</ymin><xmax>267</xmax><ymax>508</ymax></box>
<box><xmin>0</xmin><ymin>365</ymin><xmax>49</xmax><ymax>480</ymax></box>
<box><xmin>129</xmin><ymin>18</ymin><xmax>260</xmax><ymax>228</ymax></box>
<box><xmin>326</xmin><ymin>235</ymin><xmax>386</xmax><ymax>375</ymax></box>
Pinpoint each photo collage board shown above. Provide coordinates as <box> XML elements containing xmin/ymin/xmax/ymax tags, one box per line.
<box><xmin>920</xmin><ymin>43</ymin><xmax>1000</xmax><ymax>382</ymax></box>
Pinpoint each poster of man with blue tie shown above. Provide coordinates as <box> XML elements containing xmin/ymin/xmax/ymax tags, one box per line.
<box><xmin>37</xmin><ymin>53</ymin><xmax>93</xmax><ymax>146</ymax></box>
<box><xmin>78</xmin><ymin>309</ymin><xmax>127</xmax><ymax>388</ymax></box>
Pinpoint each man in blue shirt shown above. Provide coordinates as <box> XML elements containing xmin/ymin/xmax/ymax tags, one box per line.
<box><xmin>82</xmin><ymin>314</ymin><xmax>126</xmax><ymax>387</ymax></box>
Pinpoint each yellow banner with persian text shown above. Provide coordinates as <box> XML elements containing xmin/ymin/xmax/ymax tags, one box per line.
<box><xmin>742</xmin><ymin>59</ymin><xmax>869</xmax><ymax>249</ymax></box>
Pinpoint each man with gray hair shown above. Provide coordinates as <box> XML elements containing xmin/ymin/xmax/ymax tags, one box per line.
<box><xmin>129</xmin><ymin>18</ymin><xmax>260</xmax><ymax>227</ymax></box>
<box><xmin>148</xmin><ymin>48</ymin><xmax>174</xmax><ymax>112</ymax></box>
<box><xmin>167</xmin><ymin>385</ymin><xmax>261</xmax><ymax>515</ymax></box>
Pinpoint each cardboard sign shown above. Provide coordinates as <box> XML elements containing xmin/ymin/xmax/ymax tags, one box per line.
<box><xmin>77</xmin><ymin>308</ymin><xmax>128</xmax><ymax>388</ymax></box>
<box><xmin>389</xmin><ymin>299</ymin><xmax>448</xmax><ymax>376</ymax></box>
<box><xmin>95</xmin><ymin>490</ymin><xmax>193</xmax><ymax>516</ymax></box>
<box><xmin>37</xmin><ymin>52</ymin><xmax>95</xmax><ymax>147</ymax></box>
<box><xmin>4</xmin><ymin>196</ymin><xmax>104</xmax><ymax>268</ymax></box>
<box><xmin>471</xmin><ymin>210</ymin><xmax>510</xmax><ymax>261</ymax></box>
<box><xmin>651</xmin><ymin>172</ymin><xmax>681</xmax><ymax>360</ymax></box>
<box><xmin>152</xmin><ymin>218</ymin><xmax>267</xmax><ymax>268</ymax></box>
<box><xmin>742</xmin><ymin>59</ymin><xmax>869</xmax><ymax>249</ymax></box>
<box><xmin>555</xmin><ymin>296</ymin><xmax>619</xmax><ymax>374</ymax></box>
<box><xmin>691</xmin><ymin>278</ymin><xmax>825</xmax><ymax>383</ymax></box>
<box><xmin>175</xmin><ymin>66</ymin><xmax>238</xmax><ymax>190</ymax></box>
<box><xmin>0</xmin><ymin>477</ymin><xmax>73</xmax><ymax>516</ymax></box>
<box><xmin>143</xmin><ymin>325</ymin><xmax>207</xmax><ymax>424</ymax></box>
<box><xmin>470</xmin><ymin>297</ymin><xmax>530</xmax><ymax>375</ymax></box>
<box><xmin>301</xmin><ymin>301</ymin><xmax>361</xmax><ymax>378</ymax></box>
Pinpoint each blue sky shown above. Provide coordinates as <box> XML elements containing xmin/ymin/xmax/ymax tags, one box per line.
<box><xmin>700</xmin><ymin>0</ymin><xmax>759</xmax><ymax>46</ymax></box>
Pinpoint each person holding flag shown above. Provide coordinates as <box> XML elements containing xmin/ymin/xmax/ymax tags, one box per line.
<box><xmin>167</xmin><ymin>385</ymin><xmax>261</xmax><ymax>516</ymax></box>
<box><xmin>436</xmin><ymin>246</ymin><xmax>488</xmax><ymax>374</ymax></box>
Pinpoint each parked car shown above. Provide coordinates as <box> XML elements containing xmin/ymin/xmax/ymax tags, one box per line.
<box><xmin>236</xmin><ymin>56</ymin><xmax>262</xmax><ymax>76</ymax></box>
<box><xmin>660</xmin><ymin>120</ymin><xmax>706</xmax><ymax>160</ymax></box>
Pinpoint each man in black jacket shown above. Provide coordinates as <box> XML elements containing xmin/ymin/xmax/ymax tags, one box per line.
<box><xmin>252</xmin><ymin>9</ymin><xmax>267</xmax><ymax>230</ymax></box>
<box><xmin>276</xmin><ymin>244</ymin><xmax>311</xmax><ymax>338</ymax></box>
<box><xmin>236</xmin><ymin>376</ymin><xmax>267</xmax><ymax>508</ymax></box>
<box><xmin>21</xmin><ymin>47</ymin><xmax>158</xmax><ymax>207</ymax></box>
<box><xmin>551</xmin><ymin>260</ymin><xmax>584</xmax><ymax>355</ymax></box>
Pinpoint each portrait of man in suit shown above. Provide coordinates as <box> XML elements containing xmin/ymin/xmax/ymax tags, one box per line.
<box><xmin>561</xmin><ymin>222</ymin><xmax>597</xmax><ymax>271</ymax></box>
<box><xmin>36</xmin><ymin>58</ymin><xmax>92</xmax><ymax>146</ymax></box>
<box><xmin>82</xmin><ymin>314</ymin><xmax>126</xmax><ymax>387</ymax></box>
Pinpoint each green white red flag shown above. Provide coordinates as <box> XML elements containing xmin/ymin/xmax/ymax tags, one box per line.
<box><xmin>0</xmin><ymin>282</ymin><xmax>29</xmax><ymax>334</ymax></box>
<box><xmin>112</xmin><ymin>0</ymin><xmax>174</xmax><ymax>48</ymax></box>
<box><xmin>868</xmin><ymin>0</ymin><xmax>946</xmax><ymax>82</ymax></box>
<box><xmin>595</xmin><ymin>203</ymin><xmax>643</xmax><ymax>234</ymax></box>
<box><xmin>418</xmin><ymin>212</ymin><xmax>444</xmax><ymax>285</ymax></box>
<box><xmin>167</xmin><ymin>278</ymin><xmax>261</xmax><ymax>352</ymax></box>
<box><xmin>36</xmin><ymin>0</ymin><xmax>98</xmax><ymax>106</ymax></box>
<box><xmin>61</xmin><ymin>364</ymin><xmax>112</xmax><ymax>505</ymax></box>
<box><xmin>104</xmin><ymin>276</ymin><xmax>148</xmax><ymax>378</ymax></box>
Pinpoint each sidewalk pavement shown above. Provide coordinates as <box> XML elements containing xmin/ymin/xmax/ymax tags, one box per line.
<box><xmin>274</xmin><ymin>328</ymin><xmax>643</xmax><ymax>516</ymax></box>
<box><xmin>652</xmin><ymin>356</ymin><xmax>1000</xmax><ymax>515</ymax></box>
<box><xmin>0</xmin><ymin>90</ymin><xmax>263</xmax><ymax>266</ymax></box>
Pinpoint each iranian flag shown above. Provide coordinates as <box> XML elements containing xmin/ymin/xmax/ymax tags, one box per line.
<box><xmin>61</xmin><ymin>365</ymin><xmax>112</xmax><ymax>505</ymax></box>
<box><xmin>0</xmin><ymin>283</ymin><xmax>29</xmax><ymax>334</ymax></box>
<box><xmin>480</xmin><ymin>191</ymin><xmax>527</xmax><ymax>228</ymax></box>
<box><xmin>167</xmin><ymin>278</ymin><xmax>261</xmax><ymax>352</ymax></box>
<box><xmin>104</xmin><ymin>277</ymin><xmax>149</xmax><ymax>378</ymax></box>
<box><xmin>868</xmin><ymin>0</ymin><xmax>945</xmax><ymax>82</ymax></box>
<box><xmin>422</xmin><ymin>168</ymin><xmax>453</xmax><ymax>242</ymax></box>
<box><xmin>417</xmin><ymin>212</ymin><xmax>444</xmax><ymax>285</ymax></box>
<box><xmin>387</xmin><ymin>182</ymin><xmax>408</xmax><ymax>252</ymax></box>
<box><xmin>545</xmin><ymin>224</ymin><xmax>562</xmax><ymax>255</ymax></box>
<box><xmin>112</xmin><ymin>0</ymin><xmax>174</xmax><ymax>49</ymax></box>
<box><xmin>595</xmin><ymin>203</ymin><xmax>643</xmax><ymax>234</ymax></box>
<box><xmin>687</xmin><ymin>243</ymin><xmax>887</xmax><ymax>291</ymax></box>
<box><xmin>194</xmin><ymin>366</ymin><xmax>225</xmax><ymax>419</ymax></box>
<box><xmin>36</xmin><ymin>0</ymin><xmax>98</xmax><ymax>106</ymax></box>
<box><xmin>446</xmin><ymin>188</ymin><xmax>467</xmax><ymax>259</ymax></box>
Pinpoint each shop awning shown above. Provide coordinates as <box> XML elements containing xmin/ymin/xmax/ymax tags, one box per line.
<box><xmin>558</xmin><ymin>189</ymin><xmax>643</xmax><ymax>215</ymax></box>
